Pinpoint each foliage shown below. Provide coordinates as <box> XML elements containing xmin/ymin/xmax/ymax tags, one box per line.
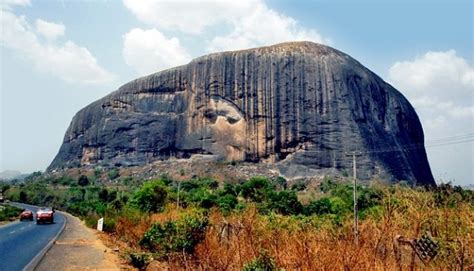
<box><xmin>0</xmin><ymin>204</ymin><xmax>23</xmax><ymax>221</ymax></box>
<box><xmin>128</xmin><ymin>252</ymin><xmax>152</xmax><ymax>270</ymax></box>
<box><xmin>78</xmin><ymin>175</ymin><xmax>89</xmax><ymax>186</ymax></box>
<box><xmin>304</xmin><ymin>197</ymin><xmax>332</xmax><ymax>215</ymax></box>
<box><xmin>241</xmin><ymin>177</ymin><xmax>273</xmax><ymax>202</ymax></box>
<box><xmin>140</xmin><ymin>211</ymin><xmax>208</xmax><ymax>256</ymax></box>
<box><xmin>130</xmin><ymin>180</ymin><xmax>168</xmax><ymax>213</ymax></box>
<box><xmin>243</xmin><ymin>250</ymin><xmax>278</xmax><ymax>271</ymax></box>
<box><xmin>5</xmin><ymin>170</ymin><xmax>473</xmax><ymax>270</ymax></box>
<box><xmin>290</xmin><ymin>181</ymin><xmax>306</xmax><ymax>191</ymax></box>
<box><xmin>0</xmin><ymin>183</ymin><xmax>11</xmax><ymax>193</ymax></box>
<box><xmin>266</xmin><ymin>190</ymin><xmax>302</xmax><ymax>215</ymax></box>
<box><xmin>108</xmin><ymin>169</ymin><xmax>120</xmax><ymax>180</ymax></box>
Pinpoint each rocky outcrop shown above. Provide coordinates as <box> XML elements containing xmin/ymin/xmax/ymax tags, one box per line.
<box><xmin>48</xmin><ymin>42</ymin><xmax>435</xmax><ymax>185</ymax></box>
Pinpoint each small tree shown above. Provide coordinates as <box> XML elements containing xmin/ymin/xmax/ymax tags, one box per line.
<box><xmin>268</xmin><ymin>190</ymin><xmax>302</xmax><ymax>215</ymax></box>
<box><xmin>304</xmin><ymin>197</ymin><xmax>332</xmax><ymax>215</ymax></box>
<box><xmin>78</xmin><ymin>175</ymin><xmax>89</xmax><ymax>186</ymax></box>
<box><xmin>108</xmin><ymin>169</ymin><xmax>120</xmax><ymax>180</ymax></box>
<box><xmin>0</xmin><ymin>183</ymin><xmax>10</xmax><ymax>194</ymax></box>
<box><xmin>241</xmin><ymin>177</ymin><xmax>272</xmax><ymax>202</ymax></box>
<box><xmin>131</xmin><ymin>180</ymin><xmax>168</xmax><ymax>212</ymax></box>
<box><xmin>19</xmin><ymin>190</ymin><xmax>28</xmax><ymax>202</ymax></box>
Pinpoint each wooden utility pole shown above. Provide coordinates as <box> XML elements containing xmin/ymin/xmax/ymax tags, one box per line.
<box><xmin>346</xmin><ymin>151</ymin><xmax>362</xmax><ymax>245</ymax></box>
<box><xmin>176</xmin><ymin>181</ymin><xmax>181</xmax><ymax>209</ymax></box>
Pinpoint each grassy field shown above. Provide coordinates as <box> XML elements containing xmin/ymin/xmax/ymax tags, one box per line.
<box><xmin>2</xmin><ymin>173</ymin><xmax>472</xmax><ymax>270</ymax></box>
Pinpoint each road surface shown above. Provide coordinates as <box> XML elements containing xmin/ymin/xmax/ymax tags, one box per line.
<box><xmin>0</xmin><ymin>203</ymin><xmax>66</xmax><ymax>271</ymax></box>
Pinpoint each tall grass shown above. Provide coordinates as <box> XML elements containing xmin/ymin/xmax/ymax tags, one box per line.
<box><xmin>114</xmin><ymin>186</ymin><xmax>473</xmax><ymax>270</ymax></box>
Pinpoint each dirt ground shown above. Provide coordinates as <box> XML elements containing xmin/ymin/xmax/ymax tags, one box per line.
<box><xmin>37</xmin><ymin>213</ymin><xmax>128</xmax><ymax>270</ymax></box>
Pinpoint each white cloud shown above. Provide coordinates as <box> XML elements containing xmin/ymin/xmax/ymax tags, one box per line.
<box><xmin>388</xmin><ymin>50</ymin><xmax>474</xmax><ymax>184</ymax></box>
<box><xmin>35</xmin><ymin>19</ymin><xmax>65</xmax><ymax>41</ymax></box>
<box><xmin>207</xmin><ymin>1</ymin><xmax>329</xmax><ymax>52</ymax></box>
<box><xmin>389</xmin><ymin>50</ymin><xmax>473</xmax><ymax>105</ymax></box>
<box><xmin>122</xmin><ymin>0</ymin><xmax>255</xmax><ymax>34</ymax></box>
<box><xmin>1</xmin><ymin>0</ymin><xmax>30</xmax><ymax>9</ymax></box>
<box><xmin>122</xmin><ymin>28</ymin><xmax>191</xmax><ymax>75</ymax></box>
<box><xmin>123</xmin><ymin>0</ymin><xmax>330</xmax><ymax>53</ymax></box>
<box><xmin>388</xmin><ymin>50</ymin><xmax>473</xmax><ymax>142</ymax></box>
<box><xmin>0</xmin><ymin>10</ymin><xmax>115</xmax><ymax>85</ymax></box>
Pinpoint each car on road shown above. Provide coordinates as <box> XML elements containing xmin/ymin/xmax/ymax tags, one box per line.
<box><xmin>36</xmin><ymin>208</ymin><xmax>54</xmax><ymax>224</ymax></box>
<box><xmin>19</xmin><ymin>210</ymin><xmax>34</xmax><ymax>221</ymax></box>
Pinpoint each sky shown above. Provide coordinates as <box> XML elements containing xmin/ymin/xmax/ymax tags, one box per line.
<box><xmin>1</xmin><ymin>0</ymin><xmax>472</xmax><ymax>185</ymax></box>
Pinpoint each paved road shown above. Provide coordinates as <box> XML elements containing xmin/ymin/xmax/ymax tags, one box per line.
<box><xmin>0</xmin><ymin>203</ymin><xmax>66</xmax><ymax>271</ymax></box>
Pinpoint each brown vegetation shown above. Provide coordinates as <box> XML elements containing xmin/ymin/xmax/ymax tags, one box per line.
<box><xmin>112</xmin><ymin>187</ymin><xmax>473</xmax><ymax>270</ymax></box>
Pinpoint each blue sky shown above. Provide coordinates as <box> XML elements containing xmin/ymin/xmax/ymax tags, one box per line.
<box><xmin>1</xmin><ymin>0</ymin><xmax>473</xmax><ymax>185</ymax></box>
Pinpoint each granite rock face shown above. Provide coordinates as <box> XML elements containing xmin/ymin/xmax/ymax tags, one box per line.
<box><xmin>48</xmin><ymin>42</ymin><xmax>435</xmax><ymax>185</ymax></box>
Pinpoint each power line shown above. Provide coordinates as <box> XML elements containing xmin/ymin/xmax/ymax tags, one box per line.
<box><xmin>426</xmin><ymin>133</ymin><xmax>474</xmax><ymax>143</ymax></box>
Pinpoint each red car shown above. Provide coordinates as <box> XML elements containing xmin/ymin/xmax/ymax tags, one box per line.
<box><xmin>19</xmin><ymin>210</ymin><xmax>34</xmax><ymax>221</ymax></box>
<box><xmin>36</xmin><ymin>208</ymin><xmax>54</xmax><ymax>224</ymax></box>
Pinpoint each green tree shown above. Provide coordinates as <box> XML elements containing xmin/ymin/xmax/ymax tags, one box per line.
<box><xmin>140</xmin><ymin>212</ymin><xmax>208</xmax><ymax>254</ymax></box>
<box><xmin>304</xmin><ymin>197</ymin><xmax>332</xmax><ymax>215</ymax></box>
<box><xmin>267</xmin><ymin>190</ymin><xmax>302</xmax><ymax>215</ymax></box>
<box><xmin>108</xmin><ymin>169</ymin><xmax>120</xmax><ymax>180</ymax></box>
<box><xmin>241</xmin><ymin>177</ymin><xmax>273</xmax><ymax>202</ymax></box>
<box><xmin>19</xmin><ymin>190</ymin><xmax>28</xmax><ymax>202</ymax></box>
<box><xmin>78</xmin><ymin>175</ymin><xmax>89</xmax><ymax>186</ymax></box>
<box><xmin>131</xmin><ymin>180</ymin><xmax>168</xmax><ymax>212</ymax></box>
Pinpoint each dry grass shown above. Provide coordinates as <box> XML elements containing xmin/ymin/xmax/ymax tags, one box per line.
<box><xmin>113</xmin><ymin>187</ymin><xmax>473</xmax><ymax>270</ymax></box>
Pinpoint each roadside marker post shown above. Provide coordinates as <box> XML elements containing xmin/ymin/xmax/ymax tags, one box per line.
<box><xmin>97</xmin><ymin>217</ymin><xmax>104</xmax><ymax>231</ymax></box>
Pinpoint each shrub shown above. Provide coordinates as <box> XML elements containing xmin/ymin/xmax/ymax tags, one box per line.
<box><xmin>78</xmin><ymin>175</ymin><xmax>89</xmax><ymax>186</ymax></box>
<box><xmin>241</xmin><ymin>177</ymin><xmax>273</xmax><ymax>202</ymax></box>
<box><xmin>320</xmin><ymin>176</ymin><xmax>337</xmax><ymax>193</ymax></box>
<box><xmin>130</xmin><ymin>180</ymin><xmax>168</xmax><ymax>213</ymax></box>
<box><xmin>0</xmin><ymin>205</ymin><xmax>23</xmax><ymax>221</ymax></box>
<box><xmin>140</xmin><ymin>211</ymin><xmax>208</xmax><ymax>255</ymax></box>
<box><xmin>128</xmin><ymin>252</ymin><xmax>152</xmax><ymax>270</ymax></box>
<box><xmin>290</xmin><ymin>181</ymin><xmax>306</xmax><ymax>191</ymax></box>
<box><xmin>221</xmin><ymin>182</ymin><xmax>240</xmax><ymax>197</ymax></box>
<box><xmin>304</xmin><ymin>197</ymin><xmax>332</xmax><ymax>215</ymax></box>
<box><xmin>267</xmin><ymin>190</ymin><xmax>302</xmax><ymax>215</ymax></box>
<box><xmin>19</xmin><ymin>190</ymin><xmax>28</xmax><ymax>202</ymax></box>
<box><xmin>329</xmin><ymin>197</ymin><xmax>350</xmax><ymax>215</ymax></box>
<box><xmin>273</xmin><ymin>176</ymin><xmax>288</xmax><ymax>190</ymax></box>
<box><xmin>108</xmin><ymin>169</ymin><xmax>120</xmax><ymax>180</ymax></box>
<box><xmin>217</xmin><ymin>194</ymin><xmax>238</xmax><ymax>212</ymax></box>
<box><xmin>243</xmin><ymin>250</ymin><xmax>278</xmax><ymax>271</ymax></box>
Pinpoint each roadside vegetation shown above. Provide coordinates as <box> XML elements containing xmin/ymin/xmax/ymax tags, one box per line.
<box><xmin>0</xmin><ymin>204</ymin><xmax>23</xmax><ymax>222</ymax></box>
<box><xmin>2</xmin><ymin>172</ymin><xmax>473</xmax><ymax>270</ymax></box>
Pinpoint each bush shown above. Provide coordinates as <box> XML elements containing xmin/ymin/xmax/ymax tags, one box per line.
<box><xmin>78</xmin><ymin>175</ymin><xmax>89</xmax><ymax>186</ymax></box>
<box><xmin>0</xmin><ymin>205</ymin><xmax>23</xmax><ymax>221</ymax></box>
<box><xmin>128</xmin><ymin>252</ymin><xmax>151</xmax><ymax>270</ymax></box>
<box><xmin>273</xmin><ymin>176</ymin><xmax>288</xmax><ymax>190</ymax></box>
<box><xmin>241</xmin><ymin>177</ymin><xmax>273</xmax><ymax>202</ymax></box>
<box><xmin>267</xmin><ymin>191</ymin><xmax>302</xmax><ymax>215</ymax></box>
<box><xmin>290</xmin><ymin>181</ymin><xmax>306</xmax><ymax>191</ymax></box>
<box><xmin>130</xmin><ymin>180</ymin><xmax>167</xmax><ymax>213</ymax></box>
<box><xmin>108</xmin><ymin>169</ymin><xmax>120</xmax><ymax>180</ymax></box>
<box><xmin>320</xmin><ymin>177</ymin><xmax>337</xmax><ymax>193</ymax></box>
<box><xmin>304</xmin><ymin>197</ymin><xmax>332</xmax><ymax>215</ymax></box>
<box><xmin>243</xmin><ymin>250</ymin><xmax>278</xmax><ymax>271</ymax></box>
<box><xmin>217</xmin><ymin>194</ymin><xmax>238</xmax><ymax>212</ymax></box>
<box><xmin>140</xmin><ymin>211</ymin><xmax>208</xmax><ymax>255</ymax></box>
<box><xmin>19</xmin><ymin>190</ymin><xmax>28</xmax><ymax>202</ymax></box>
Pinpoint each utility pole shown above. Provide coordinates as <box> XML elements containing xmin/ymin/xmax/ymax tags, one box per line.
<box><xmin>346</xmin><ymin>151</ymin><xmax>362</xmax><ymax>245</ymax></box>
<box><xmin>176</xmin><ymin>181</ymin><xmax>180</xmax><ymax>209</ymax></box>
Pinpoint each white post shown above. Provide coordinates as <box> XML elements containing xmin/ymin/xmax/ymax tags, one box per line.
<box><xmin>97</xmin><ymin>217</ymin><xmax>104</xmax><ymax>231</ymax></box>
